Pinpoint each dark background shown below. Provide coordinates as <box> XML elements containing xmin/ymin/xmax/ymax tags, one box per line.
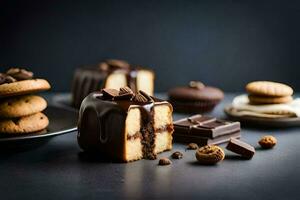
<box><xmin>0</xmin><ymin>0</ymin><xmax>299</xmax><ymax>92</ymax></box>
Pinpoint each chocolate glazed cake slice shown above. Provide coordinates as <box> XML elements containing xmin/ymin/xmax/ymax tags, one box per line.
<box><xmin>77</xmin><ymin>87</ymin><xmax>173</xmax><ymax>162</ymax></box>
<box><xmin>71</xmin><ymin>59</ymin><xmax>155</xmax><ymax>108</ymax></box>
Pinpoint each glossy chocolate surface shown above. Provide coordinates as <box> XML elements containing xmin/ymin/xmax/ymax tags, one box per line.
<box><xmin>226</xmin><ymin>138</ymin><xmax>255</xmax><ymax>159</ymax></box>
<box><xmin>173</xmin><ymin>114</ymin><xmax>241</xmax><ymax>146</ymax></box>
<box><xmin>174</xmin><ymin>114</ymin><xmax>240</xmax><ymax>138</ymax></box>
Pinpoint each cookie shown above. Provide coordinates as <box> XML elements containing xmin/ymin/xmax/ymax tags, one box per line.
<box><xmin>0</xmin><ymin>79</ymin><xmax>51</xmax><ymax>98</ymax></box>
<box><xmin>187</xmin><ymin>143</ymin><xmax>198</xmax><ymax>150</ymax></box>
<box><xmin>248</xmin><ymin>95</ymin><xmax>293</xmax><ymax>105</ymax></box>
<box><xmin>171</xmin><ymin>151</ymin><xmax>183</xmax><ymax>159</ymax></box>
<box><xmin>0</xmin><ymin>95</ymin><xmax>47</xmax><ymax>118</ymax></box>
<box><xmin>158</xmin><ymin>158</ymin><xmax>172</xmax><ymax>165</ymax></box>
<box><xmin>246</xmin><ymin>81</ymin><xmax>293</xmax><ymax>97</ymax></box>
<box><xmin>258</xmin><ymin>135</ymin><xmax>277</xmax><ymax>149</ymax></box>
<box><xmin>195</xmin><ymin>145</ymin><xmax>225</xmax><ymax>165</ymax></box>
<box><xmin>168</xmin><ymin>81</ymin><xmax>224</xmax><ymax>113</ymax></box>
<box><xmin>0</xmin><ymin>112</ymin><xmax>49</xmax><ymax>134</ymax></box>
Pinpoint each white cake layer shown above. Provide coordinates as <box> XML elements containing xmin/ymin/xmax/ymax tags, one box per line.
<box><xmin>105</xmin><ymin>72</ymin><xmax>127</xmax><ymax>90</ymax></box>
<box><xmin>137</xmin><ymin>70</ymin><xmax>154</xmax><ymax>96</ymax></box>
<box><xmin>154</xmin><ymin>131</ymin><xmax>173</xmax><ymax>154</ymax></box>
<box><xmin>124</xmin><ymin>138</ymin><xmax>143</xmax><ymax>162</ymax></box>
<box><xmin>125</xmin><ymin>107</ymin><xmax>141</xmax><ymax>136</ymax></box>
<box><xmin>153</xmin><ymin>104</ymin><xmax>173</xmax><ymax>130</ymax></box>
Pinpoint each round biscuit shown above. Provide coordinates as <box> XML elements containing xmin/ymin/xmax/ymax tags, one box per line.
<box><xmin>248</xmin><ymin>95</ymin><xmax>293</xmax><ymax>104</ymax></box>
<box><xmin>0</xmin><ymin>95</ymin><xmax>47</xmax><ymax>118</ymax></box>
<box><xmin>246</xmin><ymin>81</ymin><xmax>293</xmax><ymax>97</ymax></box>
<box><xmin>0</xmin><ymin>79</ymin><xmax>51</xmax><ymax>98</ymax></box>
<box><xmin>0</xmin><ymin>112</ymin><xmax>49</xmax><ymax>134</ymax></box>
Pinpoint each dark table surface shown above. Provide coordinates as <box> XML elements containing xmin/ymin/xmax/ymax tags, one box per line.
<box><xmin>0</xmin><ymin>93</ymin><xmax>299</xmax><ymax>200</ymax></box>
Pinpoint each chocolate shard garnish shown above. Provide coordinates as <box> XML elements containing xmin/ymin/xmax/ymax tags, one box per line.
<box><xmin>114</xmin><ymin>93</ymin><xmax>134</xmax><ymax>100</ymax></box>
<box><xmin>139</xmin><ymin>90</ymin><xmax>153</xmax><ymax>102</ymax></box>
<box><xmin>134</xmin><ymin>92</ymin><xmax>148</xmax><ymax>103</ymax></box>
<box><xmin>98</xmin><ymin>62</ymin><xmax>109</xmax><ymax>71</ymax></box>
<box><xmin>102</xmin><ymin>88</ymin><xmax>119</xmax><ymax>99</ymax></box>
<box><xmin>106</xmin><ymin>59</ymin><xmax>129</xmax><ymax>69</ymax></box>
<box><xmin>6</xmin><ymin>68</ymin><xmax>33</xmax><ymax>80</ymax></box>
<box><xmin>0</xmin><ymin>73</ymin><xmax>16</xmax><ymax>85</ymax></box>
<box><xmin>119</xmin><ymin>86</ymin><xmax>134</xmax><ymax>95</ymax></box>
<box><xmin>189</xmin><ymin>81</ymin><xmax>205</xmax><ymax>90</ymax></box>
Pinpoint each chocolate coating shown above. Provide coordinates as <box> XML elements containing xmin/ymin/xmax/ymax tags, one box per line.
<box><xmin>168</xmin><ymin>82</ymin><xmax>224</xmax><ymax>113</ymax></box>
<box><xmin>78</xmin><ymin>92</ymin><xmax>126</xmax><ymax>160</ymax></box>
<box><xmin>168</xmin><ymin>86</ymin><xmax>224</xmax><ymax>101</ymax></box>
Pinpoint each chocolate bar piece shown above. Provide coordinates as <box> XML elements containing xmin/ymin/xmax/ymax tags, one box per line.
<box><xmin>174</xmin><ymin>115</ymin><xmax>240</xmax><ymax>138</ymax></box>
<box><xmin>174</xmin><ymin>131</ymin><xmax>240</xmax><ymax>146</ymax></box>
<box><xmin>226</xmin><ymin>138</ymin><xmax>255</xmax><ymax>159</ymax></box>
<box><xmin>173</xmin><ymin>115</ymin><xmax>241</xmax><ymax>146</ymax></box>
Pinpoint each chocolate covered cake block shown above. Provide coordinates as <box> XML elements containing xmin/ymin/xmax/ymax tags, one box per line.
<box><xmin>72</xmin><ymin>59</ymin><xmax>155</xmax><ymax>108</ymax></box>
<box><xmin>77</xmin><ymin>88</ymin><xmax>173</xmax><ymax>162</ymax></box>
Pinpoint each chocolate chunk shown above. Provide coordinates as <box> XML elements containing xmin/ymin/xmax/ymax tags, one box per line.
<box><xmin>187</xmin><ymin>143</ymin><xmax>198</xmax><ymax>150</ymax></box>
<box><xmin>114</xmin><ymin>93</ymin><xmax>134</xmax><ymax>100</ymax></box>
<box><xmin>189</xmin><ymin>81</ymin><xmax>205</xmax><ymax>90</ymax></box>
<box><xmin>171</xmin><ymin>151</ymin><xmax>183</xmax><ymax>159</ymax></box>
<box><xmin>6</xmin><ymin>68</ymin><xmax>33</xmax><ymax>80</ymax></box>
<box><xmin>134</xmin><ymin>93</ymin><xmax>148</xmax><ymax>103</ymax></box>
<box><xmin>139</xmin><ymin>90</ymin><xmax>153</xmax><ymax>102</ymax></box>
<box><xmin>98</xmin><ymin>62</ymin><xmax>109</xmax><ymax>71</ymax></box>
<box><xmin>106</xmin><ymin>59</ymin><xmax>129</xmax><ymax>69</ymax></box>
<box><xmin>101</xmin><ymin>88</ymin><xmax>119</xmax><ymax>99</ymax></box>
<box><xmin>119</xmin><ymin>86</ymin><xmax>134</xmax><ymax>95</ymax></box>
<box><xmin>0</xmin><ymin>73</ymin><xmax>16</xmax><ymax>85</ymax></box>
<box><xmin>226</xmin><ymin>138</ymin><xmax>255</xmax><ymax>159</ymax></box>
<box><xmin>158</xmin><ymin>158</ymin><xmax>172</xmax><ymax>165</ymax></box>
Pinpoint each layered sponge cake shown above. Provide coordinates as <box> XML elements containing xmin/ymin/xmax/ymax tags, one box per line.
<box><xmin>77</xmin><ymin>87</ymin><xmax>173</xmax><ymax>162</ymax></box>
<box><xmin>72</xmin><ymin>59</ymin><xmax>155</xmax><ymax>108</ymax></box>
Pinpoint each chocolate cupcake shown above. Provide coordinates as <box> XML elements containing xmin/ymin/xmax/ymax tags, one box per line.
<box><xmin>168</xmin><ymin>81</ymin><xmax>224</xmax><ymax>113</ymax></box>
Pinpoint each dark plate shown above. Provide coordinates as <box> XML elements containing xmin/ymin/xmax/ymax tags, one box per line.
<box><xmin>224</xmin><ymin>106</ymin><xmax>300</xmax><ymax>128</ymax></box>
<box><xmin>52</xmin><ymin>93</ymin><xmax>74</xmax><ymax>109</ymax></box>
<box><xmin>0</xmin><ymin>105</ymin><xmax>78</xmax><ymax>151</ymax></box>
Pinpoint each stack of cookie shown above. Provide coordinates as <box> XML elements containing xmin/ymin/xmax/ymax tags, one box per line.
<box><xmin>0</xmin><ymin>68</ymin><xmax>51</xmax><ymax>134</ymax></box>
<box><xmin>227</xmin><ymin>81</ymin><xmax>300</xmax><ymax>118</ymax></box>
<box><xmin>246</xmin><ymin>81</ymin><xmax>293</xmax><ymax>105</ymax></box>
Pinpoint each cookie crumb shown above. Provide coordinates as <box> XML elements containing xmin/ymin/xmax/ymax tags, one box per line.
<box><xmin>171</xmin><ymin>151</ymin><xmax>183</xmax><ymax>159</ymax></box>
<box><xmin>187</xmin><ymin>143</ymin><xmax>198</xmax><ymax>150</ymax></box>
<box><xmin>158</xmin><ymin>158</ymin><xmax>172</xmax><ymax>165</ymax></box>
<box><xmin>259</xmin><ymin>135</ymin><xmax>277</xmax><ymax>149</ymax></box>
